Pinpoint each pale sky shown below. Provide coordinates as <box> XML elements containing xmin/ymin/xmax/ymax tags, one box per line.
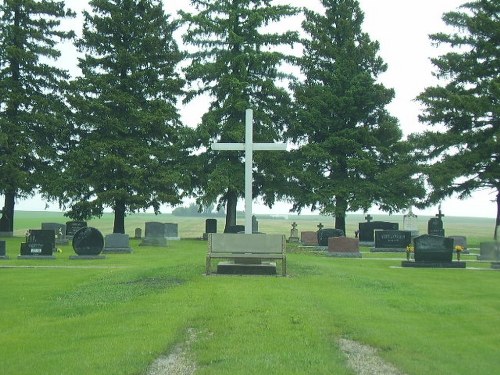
<box><xmin>11</xmin><ymin>0</ymin><xmax>498</xmax><ymax>218</ymax></box>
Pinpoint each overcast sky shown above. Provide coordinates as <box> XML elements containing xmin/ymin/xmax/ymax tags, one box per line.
<box><xmin>12</xmin><ymin>0</ymin><xmax>497</xmax><ymax>218</ymax></box>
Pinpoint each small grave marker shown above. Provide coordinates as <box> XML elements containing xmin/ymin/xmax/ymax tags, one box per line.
<box><xmin>103</xmin><ymin>233</ymin><xmax>133</xmax><ymax>253</ymax></box>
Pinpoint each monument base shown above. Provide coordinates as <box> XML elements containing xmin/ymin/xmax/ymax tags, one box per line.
<box><xmin>102</xmin><ymin>248</ymin><xmax>133</xmax><ymax>254</ymax></box>
<box><xmin>69</xmin><ymin>255</ymin><xmax>106</xmax><ymax>260</ymax></box>
<box><xmin>327</xmin><ymin>252</ymin><xmax>362</xmax><ymax>258</ymax></box>
<box><xmin>359</xmin><ymin>241</ymin><xmax>374</xmax><ymax>247</ymax></box>
<box><xmin>216</xmin><ymin>261</ymin><xmax>277</xmax><ymax>275</ymax></box>
<box><xmin>166</xmin><ymin>236</ymin><xmax>180</xmax><ymax>241</ymax></box>
<box><xmin>370</xmin><ymin>248</ymin><xmax>406</xmax><ymax>252</ymax></box>
<box><xmin>401</xmin><ymin>261</ymin><xmax>466</xmax><ymax>268</ymax></box>
<box><xmin>139</xmin><ymin>238</ymin><xmax>167</xmax><ymax>247</ymax></box>
<box><xmin>0</xmin><ymin>231</ymin><xmax>13</xmax><ymax>237</ymax></box>
<box><xmin>287</xmin><ymin>237</ymin><xmax>300</xmax><ymax>243</ymax></box>
<box><xmin>17</xmin><ymin>255</ymin><xmax>56</xmax><ymax>260</ymax></box>
<box><xmin>0</xmin><ymin>256</ymin><xmax>9</xmax><ymax>260</ymax></box>
<box><xmin>491</xmin><ymin>262</ymin><xmax>500</xmax><ymax>270</ymax></box>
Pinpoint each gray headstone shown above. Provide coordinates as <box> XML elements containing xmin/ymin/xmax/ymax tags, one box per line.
<box><xmin>140</xmin><ymin>222</ymin><xmax>167</xmax><ymax>246</ymax></box>
<box><xmin>41</xmin><ymin>222</ymin><xmax>68</xmax><ymax>246</ymax></box>
<box><xmin>103</xmin><ymin>233</ymin><xmax>132</xmax><ymax>253</ymax></box>
<box><xmin>479</xmin><ymin>242</ymin><xmax>500</xmax><ymax>261</ymax></box>
<box><xmin>66</xmin><ymin>221</ymin><xmax>88</xmax><ymax>240</ymax></box>
<box><xmin>358</xmin><ymin>221</ymin><xmax>399</xmax><ymax>243</ymax></box>
<box><xmin>372</xmin><ymin>230</ymin><xmax>411</xmax><ymax>252</ymax></box>
<box><xmin>134</xmin><ymin>227</ymin><xmax>142</xmax><ymax>239</ymax></box>
<box><xmin>449</xmin><ymin>235</ymin><xmax>468</xmax><ymax>253</ymax></box>
<box><xmin>414</xmin><ymin>234</ymin><xmax>453</xmax><ymax>262</ymax></box>
<box><xmin>165</xmin><ymin>223</ymin><xmax>180</xmax><ymax>240</ymax></box>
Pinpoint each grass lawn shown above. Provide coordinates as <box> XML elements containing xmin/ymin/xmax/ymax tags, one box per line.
<box><xmin>0</xmin><ymin>212</ymin><xmax>499</xmax><ymax>374</ymax></box>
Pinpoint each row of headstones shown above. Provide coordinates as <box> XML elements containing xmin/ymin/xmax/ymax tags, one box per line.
<box><xmin>201</xmin><ymin>217</ymin><xmax>260</xmax><ymax>239</ymax></box>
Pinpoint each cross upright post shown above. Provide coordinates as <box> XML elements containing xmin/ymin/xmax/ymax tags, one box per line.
<box><xmin>211</xmin><ymin>109</ymin><xmax>287</xmax><ymax>234</ymax></box>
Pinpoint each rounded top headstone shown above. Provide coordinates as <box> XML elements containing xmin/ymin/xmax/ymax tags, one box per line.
<box><xmin>72</xmin><ymin>227</ymin><xmax>104</xmax><ymax>255</ymax></box>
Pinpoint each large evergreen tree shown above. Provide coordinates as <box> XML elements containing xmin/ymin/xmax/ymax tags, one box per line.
<box><xmin>0</xmin><ymin>0</ymin><xmax>74</xmax><ymax>235</ymax></box>
<box><xmin>58</xmin><ymin>0</ymin><xmax>188</xmax><ymax>233</ymax></box>
<box><xmin>413</xmin><ymin>0</ymin><xmax>500</xmax><ymax>239</ymax></box>
<box><xmin>180</xmin><ymin>0</ymin><xmax>299</xmax><ymax>232</ymax></box>
<box><xmin>286</xmin><ymin>0</ymin><xmax>424</xmax><ymax>234</ymax></box>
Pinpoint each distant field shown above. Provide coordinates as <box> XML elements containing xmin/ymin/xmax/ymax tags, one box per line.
<box><xmin>11</xmin><ymin>210</ymin><xmax>498</xmax><ymax>245</ymax></box>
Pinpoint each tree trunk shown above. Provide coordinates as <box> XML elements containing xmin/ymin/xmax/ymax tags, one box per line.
<box><xmin>113</xmin><ymin>200</ymin><xmax>126</xmax><ymax>234</ymax></box>
<box><xmin>224</xmin><ymin>190</ymin><xmax>238</xmax><ymax>233</ymax></box>
<box><xmin>0</xmin><ymin>191</ymin><xmax>16</xmax><ymax>234</ymax></box>
<box><xmin>334</xmin><ymin>195</ymin><xmax>347</xmax><ymax>236</ymax></box>
<box><xmin>495</xmin><ymin>189</ymin><xmax>500</xmax><ymax>241</ymax></box>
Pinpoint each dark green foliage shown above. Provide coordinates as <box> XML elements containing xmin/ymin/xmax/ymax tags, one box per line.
<box><xmin>181</xmin><ymin>0</ymin><xmax>299</xmax><ymax>231</ymax></box>
<box><xmin>287</xmin><ymin>0</ymin><xmax>424</xmax><ymax>233</ymax></box>
<box><xmin>0</xmin><ymin>0</ymin><xmax>74</xmax><ymax>232</ymax></box>
<box><xmin>413</xmin><ymin>0</ymin><xmax>500</xmax><ymax>238</ymax></box>
<box><xmin>58</xmin><ymin>0</ymin><xmax>189</xmax><ymax>233</ymax></box>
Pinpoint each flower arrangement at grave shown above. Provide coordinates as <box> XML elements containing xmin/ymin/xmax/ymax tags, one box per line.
<box><xmin>406</xmin><ymin>244</ymin><xmax>414</xmax><ymax>261</ymax></box>
<box><xmin>455</xmin><ymin>245</ymin><xmax>464</xmax><ymax>261</ymax></box>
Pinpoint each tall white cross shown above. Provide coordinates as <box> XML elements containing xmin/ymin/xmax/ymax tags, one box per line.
<box><xmin>211</xmin><ymin>109</ymin><xmax>287</xmax><ymax>234</ymax></box>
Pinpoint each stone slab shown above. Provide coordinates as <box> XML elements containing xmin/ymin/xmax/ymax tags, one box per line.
<box><xmin>216</xmin><ymin>261</ymin><xmax>277</xmax><ymax>275</ymax></box>
<box><xmin>371</xmin><ymin>248</ymin><xmax>406</xmax><ymax>253</ymax></box>
<box><xmin>17</xmin><ymin>255</ymin><xmax>56</xmax><ymax>260</ymax></box>
<box><xmin>491</xmin><ymin>262</ymin><xmax>500</xmax><ymax>270</ymax></box>
<box><xmin>69</xmin><ymin>255</ymin><xmax>106</xmax><ymax>260</ymax></box>
<box><xmin>326</xmin><ymin>252</ymin><xmax>362</xmax><ymax>258</ymax></box>
<box><xmin>401</xmin><ymin>261</ymin><xmax>466</xmax><ymax>268</ymax></box>
<box><xmin>0</xmin><ymin>256</ymin><xmax>9</xmax><ymax>260</ymax></box>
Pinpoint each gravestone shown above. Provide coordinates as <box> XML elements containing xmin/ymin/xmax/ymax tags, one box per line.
<box><xmin>428</xmin><ymin>207</ymin><xmax>445</xmax><ymax>236</ymax></box>
<box><xmin>317</xmin><ymin>228</ymin><xmax>344</xmax><ymax>247</ymax></box>
<box><xmin>203</xmin><ymin>219</ymin><xmax>217</xmax><ymax>240</ymax></box>
<box><xmin>134</xmin><ymin>228</ymin><xmax>142</xmax><ymax>239</ymax></box>
<box><xmin>70</xmin><ymin>227</ymin><xmax>105</xmax><ymax>259</ymax></box>
<box><xmin>0</xmin><ymin>240</ymin><xmax>7</xmax><ymax>259</ymax></box>
<box><xmin>165</xmin><ymin>223</ymin><xmax>180</xmax><ymax>240</ymax></box>
<box><xmin>327</xmin><ymin>237</ymin><xmax>361</xmax><ymax>258</ymax></box>
<box><xmin>371</xmin><ymin>230</ymin><xmax>411</xmax><ymax>252</ymax></box>
<box><xmin>403</xmin><ymin>207</ymin><xmax>419</xmax><ymax>237</ymax></box>
<box><xmin>252</xmin><ymin>216</ymin><xmax>259</xmax><ymax>233</ymax></box>
<box><xmin>18</xmin><ymin>230</ymin><xmax>55</xmax><ymax>259</ymax></box>
<box><xmin>301</xmin><ymin>231</ymin><xmax>318</xmax><ymax>246</ymax></box>
<box><xmin>140</xmin><ymin>222</ymin><xmax>167</xmax><ymax>246</ymax></box>
<box><xmin>358</xmin><ymin>221</ymin><xmax>398</xmax><ymax>243</ymax></box>
<box><xmin>449</xmin><ymin>235</ymin><xmax>469</xmax><ymax>254</ymax></box>
<box><xmin>402</xmin><ymin>234</ymin><xmax>465</xmax><ymax>268</ymax></box>
<box><xmin>41</xmin><ymin>223</ymin><xmax>68</xmax><ymax>246</ymax></box>
<box><xmin>103</xmin><ymin>233</ymin><xmax>133</xmax><ymax>253</ymax></box>
<box><xmin>288</xmin><ymin>222</ymin><xmax>299</xmax><ymax>243</ymax></box>
<box><xmin>66</xmin><ymin>221</ymin><xmax>88</xmax><ymax>240</ymax></box>
<box><xmin>226</xmin><ymin>225</ymin><xmax>245</xmax><ymax>234</ymax></box>
<box><xmin>478</xmin><ymin>242</ymin><xmax>500</xmax><ymax>261</ymax></box>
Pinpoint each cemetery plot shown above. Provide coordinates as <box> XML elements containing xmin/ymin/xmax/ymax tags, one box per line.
<box><xmin>402</xmin><ymin>234</ymin><xmax>466</xmax><ymax>268</ymax></box>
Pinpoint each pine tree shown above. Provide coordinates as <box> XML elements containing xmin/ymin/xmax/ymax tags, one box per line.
<box><xmin>181</xmin><ymin>0</ymin><xmax>299</xmax><ymax>232</ymax></box>
<box><xmin>413</xmin><ymin>0</ymin><xmax>500</xmax><ymax>239</ymax></box>
<box><xmin>0</xmin><ymin>0</ymin><xmax>74</xmax><ymax>234</ymax></box>
<box><xmin>287</xmin><ymin>0</ymin><xmax>424</xmax><ymax>234</ymax></box>
<box><xmin>59</xmin><ymin>0</ymin><xmax>188</xmax><ymax>233</ymax></box>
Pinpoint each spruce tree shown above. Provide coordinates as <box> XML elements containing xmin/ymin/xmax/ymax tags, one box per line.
<box><xmin>60</xmin><ymin>0</ymin><xmax>188</xmax><ymax>233</ymax></box>
<box><xmin>413</xmin><ymin>0</ymin><xmax>500</xmax><ymax>239</ymax></box>
<box><xmin>287</xmin><ymin>0</ymin><xmax>424</xmax><ymax>234</ymax></box>
<box><xmin>181</xmin><ymin>0</ymin><xmax>299</xmax><ymax>232</ymax></box>
<box><xmin>0</xmin><ymin>0</ymin><xmax>74</xmax><ymax>234</ymax></box>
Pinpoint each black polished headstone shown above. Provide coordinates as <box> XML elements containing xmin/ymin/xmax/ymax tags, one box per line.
<box><xmin>0</xmin><ymin>240</ymin><xmax>6</xmax><ymax>258</ymax></box>
<box><xmin>414</xmin><ymin>234</ymin><xmax>453</xmax><ymax>262</ymax></box>
<box><xmin>317</xmin><ymin>228</ymin><xmax>344</xmax><ymax>247</ymax></box>
<box><xmin>20</xmin><ymin>230</ymin><xmax>55</xmax><ymax>256</ymax></box>
<box><xmin>427</xmin><ymin>218</ymin><xmax>444</xmax><ymax>236</ymax></box>
<box><xmin>226</xmin><ymin>225</ymin><xmax>245</xmax><ymax>234</ymax></box>
<box><xmin>358</xmin><ymin>221</ymin><xmax>398</xmax><ymax>242</ymax></box>
<box><xmin>66</xmin><ymin>221</ymin><xmax>88</xmax><ymax>239</ymax></box>
<box><xmin>72</xmin><ymin>227</ymin><xmax>104</xmax><ymax>255</ymax></box>
<box><xmin>206</xmin><ymin>219</ymin><xmax>217</xmax><ymax>234</ymax></box>
<box><xmin>373</xmin><ymin>230</ymin><xmax>411</xmax><ymax>251</ymax></box>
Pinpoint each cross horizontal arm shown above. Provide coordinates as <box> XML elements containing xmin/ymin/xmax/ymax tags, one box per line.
<box><xmin>211</xmin><ymin>143</ymin><xmax>286</xmax><ymax>151</ymax></box>
<box><xmin>211</xmin><ymin>143</ymin><xmax>245</xmax><ymax>151</ymax></box>
<box><xmin>253</xmin><ymin>143</ymin><xmax>287</xmax><ymax>151</ymax></box>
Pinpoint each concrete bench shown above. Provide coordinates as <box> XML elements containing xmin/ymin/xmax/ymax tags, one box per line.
<box><xmin>206</xmin><ymin>233</ymin><xmax>286</xmax><ymax>276</ymax></box>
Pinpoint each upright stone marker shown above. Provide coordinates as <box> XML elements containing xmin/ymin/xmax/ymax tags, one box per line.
<box><xmin>103</xmin><ymin>233</ymin><xmax>133</xmax><ymax>253</ymax></box>
<box><xmin>165</xmin><ymin>223</ymin><xmax>180</xmax><ymax>240</ymax></box>
<box><xmin>70</xmin><ymin>227</ymin><xmax>105</xmax><ymax>259</ymax></box>
<box><xmin>203</xmin><ymin>219</ymin><xmax>217</xmax><ymax>240</ymax></box>
<box><xmin>18</xmin><ymin>230</ymin><xmax>55</xmax><ymax>259</ymax></box>
<box><xmin>41</xmin><ymin>223</ymin><xmax>68</xmax><ymax>246</ymax></box>
<box><xmin>140</xmin><ymin>222</ymin><xmax>168</xmax><ymax>246</ymax></box>
<box><xmin>211</xmin><ymin>109</ymin><xmax>286</xmax><ymax>234</ymax></box>
<box><xmin>66</xmin><ymin>221</ymin><xmax>88</xmax><ymax>241</ymax></box>
<box><xmin>0</xmin><ymin>240</ymin><xmax>8</xmax><ymax>259</ymax></box>
<box><xmin>371</xmin><ymin>230</ymin><xmax>411</xmax><ymax>252</ymax></box>
<box><xmin>402</xmin><ymin>234</ymin><xmax>465</xmax><ymax>268</ymax></box>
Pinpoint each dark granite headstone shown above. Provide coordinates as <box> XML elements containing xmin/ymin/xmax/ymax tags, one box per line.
<box><xmin>358</xmin><ymin>221</ymin><xmax>399</xmax><ymax>243</ymax></box>
<box><xmin>317</xmin><ymin>228</ymin><xmax>344</xmax><ymax>247</ymax></box>
<box><xmin>203</xmin><ymin>219</ymin><xmax>218</xmax><ymax>240</ymax></box>
<box><xmin>372</xmin><ymin>230</ymin><xmax>411</xmax><ymax>252</ymax></box>
<box><xmin>41</xmin><ymin>223</ymin><xmax>68</xmax><ymax>246</ymax></box>
<box><xmin>427</xmin><ymin>218</ymin><xmax>444</xmax><ymax>236</ymax></box>
<box><xmin>226</xmin><ymin>225</ymin><xmax>245</xmax><ymax>234</ymax></box>
<box><xmin>140</xmin><ymin>222</ymin><xmax>168</xmax><ymax>246</ymax></box>
<box><xmin>252</xmin><ymin>216</ymin><xmax>259</xmax><ymax>233</ymax></box>
<box><xmin>19</xmin><ymin>230</ymin><xmax>55</xmax><ymax>258</ymax></box>
<box><xmin>134</xmin><ymin>228</ymin><xmax>142</xmax><ymax>239</ymax></box>
<box><xmin>72</xmin><ymin>227</ymin><xmax>104</xmax><ymax>256</ymax></box>
<box><xmin>414</xmin><ymin>234</ymin><xmax>453</xmax><ymax>262</ymax></box>
<box><xmin>66</xmin><ymin>221</ymin><xmax>88</xmax><ymax>240</ymax></box>
<box><xmin>0</xmin><ymin>240</ymin><xmax>7</xmax><ymax>259</ymax></box>
<box><xmin>103</xmin><ymin>233</ymin><xmax>132</xmax><ymax>253</ymax></box>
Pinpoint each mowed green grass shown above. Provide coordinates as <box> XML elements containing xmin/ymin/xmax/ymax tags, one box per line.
<box><xmin>0</xmin><ymin>212</ymin><xmax>499</xmax><ymax>374</ymax></box>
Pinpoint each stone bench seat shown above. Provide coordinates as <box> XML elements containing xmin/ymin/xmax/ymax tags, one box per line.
<box><xmin>206</xmin><ymin>233</ymin><xmax>286</xmax><ymax>276</ymax></box>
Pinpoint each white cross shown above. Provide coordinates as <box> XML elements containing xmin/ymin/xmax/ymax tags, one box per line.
<box><xmin>211</xmin><ymin>109</ymin><xmax>287</xmax><ymax>234</ymax></box>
